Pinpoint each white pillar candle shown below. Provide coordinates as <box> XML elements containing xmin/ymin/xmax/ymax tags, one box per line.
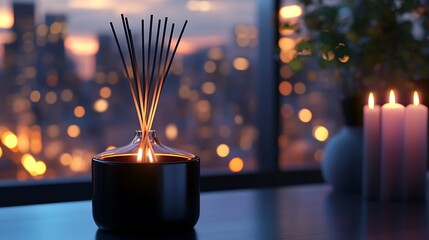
<box><xmin>380</xmin><ymin>90</ymin><xmax>405</xmax><ymax>200</ymax></box>
<box><xmin>404</xmin><ymin>91</ymin><xmax>428</xmax><ymax>200</ymax></box>
<box><xmin>363</xmin><ymin>92</ymin><xmax>380</xmax><ymax>199</ymax></box>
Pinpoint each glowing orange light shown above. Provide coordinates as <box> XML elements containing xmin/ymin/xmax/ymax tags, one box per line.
<box><xmin>21</xmin><ymin>154</ymin><xmax>36</xmax><ymax>171</ymax></box>
<box><xmin>187</xmin><ymin>0</ymin><xmax>211</xmax><ymax>12</ymax></box>
<box><xmin>229</xmin><ymin>157</ymin><xmax>244</xmax><ymax>172</ymax></box>
<box><xmin>93</xmin><ymin>99</ymin><xmax>109</xmax><ymax>112</ymax></box>
<box><xmin>60</xmin><ymin>153</ymin><xmax>73</xmax><ymax>166</ymax></box>
<box><xmin>279</xmin><ymin>81</ymin><xmax>292</xmax><ymax>96</ymax></box>
<box><xmin>165</xmin><ymin>124</ymin><xmax>178</xmax><ymax>141</ymax></box>
<box><xmin>137</xmin><ymin>147</ymin><xmax>143</xmax><ymax>162</ymax></box>
<box><xmin>204</xmin><ymin>61</ymin><xmax>216</xmax><ymax>73</ymax></box>
<box><xmin>30</xmin><ymin>90</ymin><xmax>41</xmax><ymax>102</ymax></box>
<box><xmin>73</xmin><ymin>106</ymin><xmax>86</xmax><ymax>118</ymax></box>
<box><xmin>389</xmin><ymin>90</ymin><xmax>396</xmax><ymax>104</ymax></box>
<box><xmin>105</xmin><ymin>145</ymin><xmax>116</xmax><ymax>151</ymax></box>
<box><xmin>279</xmin><ymin>5</ymin><xmax>302</xmax><ymax>19</ymax></box>
<box><xmin>1</xmin><ymin>131</ymin><xmax>18</xmax><ymax>149</ymax></box>
<box><xmin>278</xmin><ymin>37</ymin><xmax>295</xmax><ymax>51</ymax></box>
<box><xmin>294</xmin><ymin>82</ymin><xmax>306</xmax><ymax>95</ymax></box>
<box><xmin>233</xmin><ymin>57</ymin><xmax>249</xmax><ymax>71</ymax></box>
<box><xmin>70</xmin><ymin>155</ymin><xmax>86</xmax><ymax>172</ymax></box>
<box><xmin>202</xmin><ymin>82</ymin><xmax>216</xmax><ymax>94</ymax></box>
<box><xmin>69</xmin><ymin>0</ymin><xmax>110</xmax><ymax>9</ymax></box>
<box><xmin>368</xmin><ymin>92</ymin><xmax>375</xmax><ymax>110</ymax></box>
<box><xmin>0</xmin><ymin>7</ymin><xmax>14</xmax><ymax>29</ymax></box>
<box><xmin>298</xmin><ymin>108</ymin><xmax>312</xmax><ymax>123</ymax></box>
<box><xmin>171</xmin><ymin>39</ymin><xmax>195</xmax><ymax>55</ymax></box>
<box><xmin>216</xmin><ymin>144</ymin><xmax>230</xmax><ymax>158</ymax></box>
<box><xmin>67</xmin><ymin>125</ymin><xmax>81</xmax><ymax>138</ymax></box>
<box><xmin>414</xmin><ymin>91</ymin><xmax>420</xmax><ymax>106</ymax></box>
<box><xmin>0</xmin><ymin>146</ymin><xmax>3</xmax><ymax>158</ymax></box>
<box><xmin>65</xmin><ymin>35</ymin><xmax>99</xmax><ymax>56</ymax></box>
<box><xmin>30</xmin><ymin>126</ymin><xmax>42</xmax><ymax>154</ymax></box>
<box><xmin>99</xmin><ymin>86</ymin><xmax>112</xmax><ymax>99</ymax></box>
<box><xmin>17</xmin><ymin>126</ymin><xmax>30</xmax><ymax>152</ymax></box>
<box><xmin>35</xmin><ymin>161</ymin><xmax>47</xmax><ymax>175</ymax></box>
<box><xmin>313</xmin><ymin>126</ymin><xmax>329</xmax><ymax>142</ymax></box>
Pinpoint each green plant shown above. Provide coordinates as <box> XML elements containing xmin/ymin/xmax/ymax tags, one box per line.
<box><xmin>292</xmin><ymin>0</ymin><xmax>429</xmax><ymax>92</ymax></box>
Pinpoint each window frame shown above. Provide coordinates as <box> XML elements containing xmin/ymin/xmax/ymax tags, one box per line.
<box><xmin>0</xmin><ymin>0</ymin><xmax>323</xmax><ymax>207</ymax></box>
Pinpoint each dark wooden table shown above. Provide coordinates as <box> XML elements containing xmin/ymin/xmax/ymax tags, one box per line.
<box><xmin>0</xmin><ymin>184</ymin><xmax>427</xmax><ymax>240</ymax></box>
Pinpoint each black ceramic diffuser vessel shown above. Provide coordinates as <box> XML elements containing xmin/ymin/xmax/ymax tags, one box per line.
<box><xmin>92</xmin><ymin>130</ymin><xmax>200</xmax><ymax>232</ymax></box>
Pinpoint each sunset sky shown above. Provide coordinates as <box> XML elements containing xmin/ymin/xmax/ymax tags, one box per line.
<box><xmin>33</xmin><ymin>0</ymin><xmax>256</xmax><ymax>46</ymax></box>
<box><xmin>1</xmin><ymin>0</ymin><xmax>257</xmax><ymax>77</ymax></box>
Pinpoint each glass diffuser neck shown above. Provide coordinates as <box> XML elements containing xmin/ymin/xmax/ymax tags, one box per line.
<box><xmin>94</xmin><ymin>130</ymin><xmax>196</xmax><ymax>163</ymax></box>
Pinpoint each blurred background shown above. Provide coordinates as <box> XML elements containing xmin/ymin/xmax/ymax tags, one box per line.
<box><xmin>0</xmin><ymin>0</ymin><xmax>344</xmax><ymax>180</ymax></box>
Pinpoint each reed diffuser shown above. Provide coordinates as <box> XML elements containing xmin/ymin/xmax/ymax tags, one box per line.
<box><xmin>92</xmin><ymin>14</ymin><xmax>200</xmax><ymax>233</ymax></box>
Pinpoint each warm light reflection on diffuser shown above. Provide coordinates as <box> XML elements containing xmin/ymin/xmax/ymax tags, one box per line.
<box><xmin>414</xmin><ymin>91</ymin><xmax>420</xmax><ymax>106</ymax></box>
<box><xmin>137</xmin><ymin>147</ymin><xmax>143</xmax><ymax>162</ymax></box>
<box><xmin>105</xmin><ymin>146</ymin><xmax>116</xmax><ymax>151</ymax></box>
<box><xmin>147</xmin><ymin>149</ymin><xmax>154</xmax><ymax>163</ymax></box>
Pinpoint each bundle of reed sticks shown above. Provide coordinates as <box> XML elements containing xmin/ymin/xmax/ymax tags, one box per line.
<box><xmin>110</xmin><ymin>14</ymin><xmax>188</xmax><ymax>163</ymax></box>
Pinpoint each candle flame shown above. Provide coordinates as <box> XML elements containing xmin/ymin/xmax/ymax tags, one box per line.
<box><xmin>413</xmin><ymin>91</ymin><xmax>420</xmax><ymax>106</ymax></box>
<box><xmin>368</xmin><ymin>92</ymin><xmax>375</xmax><ymax>110</ymax></box>
<box><xmin>389</xmin><ymin>90</ymin><xmax>395</xmax><ymax>104</ymax></box>
<box><xmin>147</xmin><ymin>149</ymin><xmax>154</xmax><ymax>163</ymax></box>
<box><xmin>137</xmin><ymin>147</ymin><xmax>143</xmax><ymax>162</ymax></box>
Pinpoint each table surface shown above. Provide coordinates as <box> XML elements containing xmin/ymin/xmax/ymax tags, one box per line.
<box><xmin>0</xmin><ymin>184</ymin><xmax>428</xmax><ymax>240</ymax></box>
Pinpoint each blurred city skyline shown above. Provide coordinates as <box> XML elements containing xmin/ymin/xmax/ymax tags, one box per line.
<box><xmin>0</xmin><ymin>0</ymin><xmax>260</xmax><ymax>180</ymax></box>
<box><xmin>0</xmin><ymin>0</ymin><xmax>342</xmax><ymax>181</ymax></box>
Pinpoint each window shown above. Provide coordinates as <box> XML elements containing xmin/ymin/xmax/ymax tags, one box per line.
<box><xmin>0</xmin><ymin>0</ymin><xmax>262</xmax><ymax>180</ymax></box>
<box><xmin>278</xmin><ymin>0</ymin><xmax>343</xmax><ymax>169</ymax></box>
<box><xmin>0</xmin><ymin>1</ymin><xmax>324</xmax><ymax>206</ymax></box>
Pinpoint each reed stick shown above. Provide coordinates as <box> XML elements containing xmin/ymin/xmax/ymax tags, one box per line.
<box><xmin>110</xmin><ymin>14</ymin><xmax>188</xmax><ymax>163</ymax></box>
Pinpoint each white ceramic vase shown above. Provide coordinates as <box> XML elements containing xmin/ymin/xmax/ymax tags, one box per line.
<box><xmin>321</xmin><ymin>126</ymin><xmax>363</xmax><ymax>193</ymax></box>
